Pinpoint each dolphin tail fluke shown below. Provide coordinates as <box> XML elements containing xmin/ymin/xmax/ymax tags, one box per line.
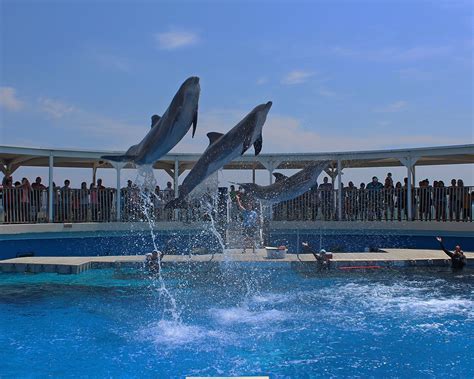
<box><xmin>101</xmin><ymin>154</ymin><xmax>134</xmax><ymax>163</ymax></box>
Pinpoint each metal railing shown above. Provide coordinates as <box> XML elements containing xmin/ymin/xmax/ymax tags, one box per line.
<box><xmin>269</xmin><ymin>186</ymin><xmax>473</xmax><ymax>222</ymax></box>
<box><xmin>0</xmin><ymin>186</ymin><xmax>472</xmax><ymax>224</ymax></box>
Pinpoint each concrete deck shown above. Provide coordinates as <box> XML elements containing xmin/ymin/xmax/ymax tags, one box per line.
<box><xmin>0</xmin><ymin>249</ymin><xmax>472</xmax><ymax>274</ymax></box>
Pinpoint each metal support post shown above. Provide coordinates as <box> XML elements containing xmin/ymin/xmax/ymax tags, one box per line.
<box><xmin>48</xmin><ymin>154</ymin><xmax>54</xmax><ymax>222</ymax></box>
<box><xmin>116</xmin><ymin>166</ymin><xmax>121</xmax><ymax>221</ymax></box>
<box><xmin>337</xmin><ymin>160</ymin><xmax>342</xmax><ymax>221</ymax></box>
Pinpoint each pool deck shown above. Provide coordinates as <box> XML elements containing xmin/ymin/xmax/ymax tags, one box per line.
<box><xmin>0</xmin><ymin>249</ymin><xmax>472</xmax><ymax>274</ymax></box>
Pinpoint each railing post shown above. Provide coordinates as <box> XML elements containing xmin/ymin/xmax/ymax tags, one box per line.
<box><xmin>337</xmin><ymin>160</ymin><xmax>342</xmax><ymax>221</ymax></box>
<box><xmin>407</xmin><ymin>162</ymin><xmax>412</xmax><ymax>220</ymax></box>
<box><xmin>48</xmin><ymin>153</ymin><xmax>54</xmax><ymax>222</ymax></box>
<box><xmin>116</xmin><ymin>165</ymin><xmax>121</xmax><ymax>222</ymax></box>
<box><xmin>174</xmin><ymin>159</ymin><xmax>179</xmax><ymax>221</ymax></box>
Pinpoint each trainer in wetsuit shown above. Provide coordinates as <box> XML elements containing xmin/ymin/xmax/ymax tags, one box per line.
<box><xmin>302</xmin><ymin>242</ymin><xmax>330</xmax><ymax>270</ymax></box>
<box><xmin>435</xmin><ymin>236</ymin><xmax>466</xmax><ymax>270</ymax></box>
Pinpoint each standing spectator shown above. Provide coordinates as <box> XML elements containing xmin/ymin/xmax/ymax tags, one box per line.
<box><xmin>344</xmin><ymin>182</ymin><xmax>357</xmax><ymax>221</ymax></box>
<box><xmin>2</xmin><ymin>177</ymin><xmax>13</xmax><ymax>223</ymax></box>
<box><xmin>366</xmin><ymin>176</ymin><xmax>383</xmax><ymax>221</ymax></box>
<box><xmin>385</xmin><ymin>172</ymin><xmax>393</xmax><ymax>187</ymax></box>
<box><xmin>433</xmin><ymin>181</ymin><xmax>446</xmax><ymax>221</ymax></box>
<box><xmin>19</xmin><ymin>178</ymin><xmax>32</xmax><ymax>222</ymax></box>
<box><xmin>153</xmin><ymin>185</ymin><xmax>163</xmax><ymax>220</ymax></box>
<box><xmin>418</xmin><ymin>179</ymin><xmax>432</xmax><ymax>221</ymax></box>
<box><xmin>358</xmin><ymin>182</ymin><xmax>367</xmax><ymax>220</ymax></box>
<box><xmin>163</xmin><ymin>181</ymin><xmax>174</xmax><ymax>220</ymax></box>
<box><xmin>236</xmin><ymin>193</ymin><xmax>258</xmax><ymax>254</ymax></box>
<box><xmin>60</xmin><ymin>180</ymin><xmax>72</xmax><ymax>222</ymax></box>
<box><xmin>394</xmin><ymin>181</ymin><xmax>405</xmax><ymax>221</ymax></box>
<box><xmin>96</xmin><ymin>178</ymin><xmax>107</xmax><ymax>221</ymax></box>
<box><xmin>31</xmin><ymin>176</ymin><xmax>46</xmax><ymax>222</ymax></box>
<box><xmin>89</xmin><ymin>183</ymin><xmax>98</xmax><ymax>221</ymax></box>
<box><xmin>229</xmin><ymin>185</ymin><xmax>239</xmax><ymax>222</ymax></box>
<box><xmin>458</xmin><ymin>179</ymin><xmax>470</xmax><ymax>221</ymax></box>
<box><xmin>79</xmin><ymin>182</ymin><xmax>89</xmax><ymax>222</ymax></box>
<box><xmin>319</xmin><ymin>177</ymin><xmax>333</xmax><ymax>220</ymax></box>
<box><xmin>383</xmin><ymin>177</ymin><xmax>394</xmax><ymax>221</ymax></box>
<box><xmin>448</xmin><ymin>179</ymin><xmax>458</xmax><ymax>221</ymax></box>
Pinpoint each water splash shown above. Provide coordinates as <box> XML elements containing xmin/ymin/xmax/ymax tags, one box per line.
<box><xmin>134</xmin><ymin>165</ymin><xmax>180</xmax><ymax>322</ymax></box>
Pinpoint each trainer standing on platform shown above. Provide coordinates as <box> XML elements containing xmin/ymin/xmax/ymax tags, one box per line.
<box><xmin>436</xmin><ymin>236</ymin><xmax>466</xmax><ymax>270</ymax></box>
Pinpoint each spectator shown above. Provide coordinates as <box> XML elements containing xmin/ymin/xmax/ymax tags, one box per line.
<box><xmin>366</xmin><ymin>176</ymin><xmax>383</xmax><ymax>221</ymax></box>
<box><xmin>31</xmin><ymin>177</ymin><xmax>46</xmax><ymax>222</ymax></box>
<box><xmin>384</xmin><ymin>177</ymin><xmax>394</xmax><ymax>221</ymax></box>
<box><xmin>229</xmin><ymin>185</ymin><xmax>240</xmax><ymax>222</ymax></box>
<box><xmin>319</xmin><ymin>177</ymin><xmax>333</xmax><ymax>220</ymax></box>
<box><xmin>236</xmin><ymin>193</ymin><xmax>258</xmax><ymax>254</ymax></box>
<box><xmin>60</xmin><ymin>180</ymin><xmax>72</xmax><ymax>222</ymax></box>
<box><xmin>19</xmin><ymin>178</ymin><xmax>31</xmax><ymax>222</ymax></box>
<box><xmin>358</xmin><ymin>182</ymin><xmax>367</xmax><ymax>221</ymax></box>
<box><xmin>448</xmin><ymin>179</ymin><xmax>457</xmax><ymax>221</ymax></box>
<box><xmin>153</xmin><ymin>185</ymin><xmax>163</xmax><ymax>221</ymax></box>
<box><xmin>458</xmin><ymin>179</ymin><xmax>470</xmax><ymax>222</ymax></box>
<box><xmin>79</xmin><ymin>182</ymin><xmax>89</xmax><ymax>222</ymax></box>
<box><xmin>163</xmin><ymin>181</ymin><xmax>174</xmax><ymax>220</ymax></box>
<box><xmin>89</xmin><ymin>183</ymin><xmax>98</xmax><ymax>221</ymax></box>
<box><xmin>344</xmin><ymin>181</ymin><xmax>357</xmax><ymax>221</ymax></box>
<box><xmin>385</xmin><ymin>172</ymin><xmax>393</xmax><ymax>187</ymax></box>
<box><xmin>394</xmin><ymin>181</ymin><xmax>405</xmax><ymax>221</ymax></box>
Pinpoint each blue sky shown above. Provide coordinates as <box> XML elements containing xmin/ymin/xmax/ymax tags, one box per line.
<box><xmin>0</xmin><ymin>0</ymin><xmax>472</xmax><ymax>186</ymax></box>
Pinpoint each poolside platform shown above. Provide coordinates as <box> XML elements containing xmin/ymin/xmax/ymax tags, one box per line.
<box><xmin>0</xmin><ymin>248</ymin><xmax>472</xmax><ymax>274</ymax></box>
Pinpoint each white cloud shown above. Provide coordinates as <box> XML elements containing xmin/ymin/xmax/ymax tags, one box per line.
<box><xmin>281</xmin><ymin>70</ymin><xmax>315</xmax><ymax>85</ymax></box>
<box><xmin>169</xmin><ymin>108</ymin><xmax>464</xmax><ymax>155</ymax></box>
<box><xmin>155</xmin><ymin>31</ymin><xmax>199</xmax><ymax>50</ymax></box>
<box><xmin>373</xmin><ymin>100</ymin><xmax>408</xmax><ymax>113</ymax></box>
<box><xmin>256</xmin><ymin>77</ymin><xmax>268</xmax><ymax>85</ymax></box>
<box><xmin>0</xmin><ymin>87</ymin><xmax>24</xmax><ymax>111</ymax></box>
<box><xmin>38</xmin><ymin>97</ymin><xmax>76</xmax><ymax>119</ymax></box>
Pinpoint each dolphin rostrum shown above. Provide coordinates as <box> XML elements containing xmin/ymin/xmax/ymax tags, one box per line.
<box><xmin>166</xmin><ymin>101</ymin><xmax>273</xmax><ymax>208</ymax></box>
<box><xmin>236</xmin><ymin>160</ymin><xmax>330</xmax><ymax>204</ymax></box>
<box><xmin>101</xmin><ymin>76</ymin><xmax>200</xmax><ymax>165</ymax></box>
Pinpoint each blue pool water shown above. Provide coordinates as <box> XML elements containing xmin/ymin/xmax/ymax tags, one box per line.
<box><xmin>1</xmin><ymin>263</ymin><xmax>473</xmax><ymax>378</ymax></box>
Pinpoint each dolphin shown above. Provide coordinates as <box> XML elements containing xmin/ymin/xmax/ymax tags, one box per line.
<box><xmin>166</xmin><ymin>101</ymin><xmax>273</xmax><ymax>208</ymax></box>
<box><xmin>101</xmin><ymin>76</ymin><xmax>200</xmax><ymax>165</ymax></box>
<box><xmin>235</xmin><ymin>160</ymin><xmax>330</xmax><ymax>204</ymax></box>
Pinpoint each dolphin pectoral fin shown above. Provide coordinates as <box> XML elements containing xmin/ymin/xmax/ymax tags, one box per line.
<box><xmin>241</xmin><ymin>134</ymin><xmax>253</xmax><ymax>155</ymax></box>
<box><xmin>206</xmin><ymin>132</ymin><xmax>224</xmax><ymax>146</ymax></box>
<box><xmin>192</xmin><ymin>109</ymin><xmax>198</xmax><ymax>138</ymax></box>
<box><xmin>254</xmin><ymin>134</ymin><xmax>263</xmax><ymax>156</ymax></box>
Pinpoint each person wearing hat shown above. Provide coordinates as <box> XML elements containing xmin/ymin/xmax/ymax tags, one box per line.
<box><xmin>302</xmin><ymin>242</ymin><xmax>330</xmax><ymax>270</ymax></box>
<box><xmin>435</xmin><ymin>236</ymin><xmax>466</xmax><ymax>270</ymax></box>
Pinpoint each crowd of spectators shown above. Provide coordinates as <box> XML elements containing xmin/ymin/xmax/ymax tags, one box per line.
<box><xmin>0</xmin><ymin>175</ymin><xmax>178</xmax><ymax>223</ymax></box>
<box><xmin>1</xmin><ymin>172</ymin><xmax>472</xmax><ymax>224</ymax></box>
<box><xmin>247</xmin><ymin>173</ymin><xmax>473</xmax><ymax>222</ymax></box>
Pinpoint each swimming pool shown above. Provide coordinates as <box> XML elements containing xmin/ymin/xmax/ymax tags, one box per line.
<box><xmin>1</xmin><ymin>263</ymin><xmax>473</xmax><ymax>377</ymax></box>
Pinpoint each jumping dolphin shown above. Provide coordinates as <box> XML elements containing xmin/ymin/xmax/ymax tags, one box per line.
<box><xmin>101</xmin><ymin>76</ymin><xmax>200</xmax><ymax>165</ymax></box>
<box><xmin>166</xmin><ymin>101</ymin><xmax>273</xmax><ymax>208</ymax></box>
<box><xmin>236</xmin><ymin>160</ymin><xmax>330</xmax><ymax>204</ymax></box>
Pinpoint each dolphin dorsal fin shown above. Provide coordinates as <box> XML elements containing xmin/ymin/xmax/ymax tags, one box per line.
<box><xmin>207</xmin><ymin>132</ymin><xmax>224</xmax><ymax>145</ymax></box>
<box><xmin>151</xmin><ymin>114</ymin><xmax>161</xmax><ymax>128</ymax></box>
<box><xmin>273</xmin><ymin>172</ymin><xmax>287</xmax><ymax>182</ymax></box>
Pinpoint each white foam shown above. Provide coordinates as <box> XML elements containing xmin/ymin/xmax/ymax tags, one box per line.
<box><xmin>138</xmin><ymin>319</ymin><xmax>231</xmax><ymax>347</ymax></box>
<box><xmin>212</xmin><ymin>306</ymin><xmax>289</xmax><ymax>325</ymax></box>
